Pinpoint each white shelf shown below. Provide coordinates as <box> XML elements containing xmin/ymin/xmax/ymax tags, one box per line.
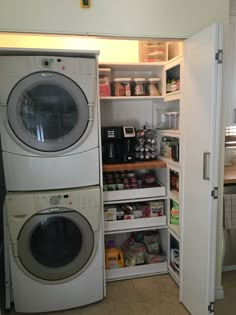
<box><xmin>169</xmin><ymin>224</ymin><xmax>180</xmax><ymax>241</ymax></box>
<box><xmin>160</xmin><ymin>157</ymin><xmax>180</xmax><ymax>169</ymax></box>
<box><xmin>169</xmin><ymin>191</ymin><xmax>180</xmax><ymax>203</ymax></box>
<box><xmin>104</xmin><ymin>195</ymin><xmax>167</xmax><ymax>205</ymax></box>
<box><xmin>104</xmin><ymin>216</ymin><xmax>167</xmax><ymax>234</ymax></box>
<box><xmin>106</xmin><ymin>261</ymin><xmax>168</xmax><ymax>281</ymax></box>
<box><xmin>103</xmin><ymin>184</ymin><xmax>166</xmax><ymax>202</ymax></box>
<box><xmin>168</xmin><ymin>265</ymin><xmax>180</xmax><ymax>286</ymax></box>
<box><xmin>164</xmin><ymin>90</ymin><xmax>181</xmax><ymax>102</ymax></box>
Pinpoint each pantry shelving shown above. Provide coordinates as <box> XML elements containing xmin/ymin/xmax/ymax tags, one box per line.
<box><xmin>100</xmin><ymin>54</ymin><xmax>182</xmax><ymax>284</ymax></box>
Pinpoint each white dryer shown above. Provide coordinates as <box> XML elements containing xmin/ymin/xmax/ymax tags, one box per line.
<box><xmin>0</xmin><ymin>50</ymin><xmax>100</xmax><ymax>191</ymax></box>
<box><xmin>5</xmin><ymin>185</ymin><xmax>105</xmax><ymax>313</ymax></box>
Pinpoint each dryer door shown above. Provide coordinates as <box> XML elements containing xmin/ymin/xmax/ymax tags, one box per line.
<box><xmin>7</xmin><ymin>71</ymin><xmax>92</xmax><ymax>152</ymax></box>
<box><xmin>17</xmin><ymin>208</ymin><xmax>95</xmax><ymax>281</ymax></box>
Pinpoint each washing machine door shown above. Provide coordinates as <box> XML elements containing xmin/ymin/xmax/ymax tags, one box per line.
<box><xmin>17</xmin><ymin>208</ymin><xmax>95</xmax><ymax>281</ymax></box>
<box><xmin>7</xmin><ymin>71</ymin><xmax>91</xmax><ymax>152</ymax></box>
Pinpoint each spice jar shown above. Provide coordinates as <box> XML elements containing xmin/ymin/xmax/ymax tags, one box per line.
<box><xmin>170</xmin><ymin>78</ymin><xmax>177</xmax><ymax>92</ymax></box>
<box><xmin>148</xmin><ymin>78</ymin><xmax>161</xmax><ymax>96</ymax></box>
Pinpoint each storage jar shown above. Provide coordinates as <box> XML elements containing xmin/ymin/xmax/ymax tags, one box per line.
<box><xmin>113</xmin><ymin>78</ymin><xmax>131</xmax><ymax>96</ymax></box>
<box><xmin>134</xmin><ymin>78</ymin><xmax>146</xmax><ymax>96</ymax></box>
<box><xmin>148</xmin><ymin>78</ymin><xmax>161</xmax><ymax>96</ymax></box>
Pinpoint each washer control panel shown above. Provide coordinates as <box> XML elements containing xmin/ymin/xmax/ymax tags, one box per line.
<box><xmin>34</xmin><ymin>187</ymin><xmax>100</xmax><ymax>211</ymax></box>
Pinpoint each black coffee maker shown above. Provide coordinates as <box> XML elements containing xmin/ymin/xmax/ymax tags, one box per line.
<box><xmin>102</xmin><ymin>126</ymin><xmax>136</xmax><ymax>164</ymax></box>
<box><xmin>122</xmin><ymin>126</ymin><xmax>136</xmax><ymax>163</ymax></box>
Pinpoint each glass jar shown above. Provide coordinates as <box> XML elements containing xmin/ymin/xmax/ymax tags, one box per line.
<box><xmin>134</xmin><ymin>78</ymin><xmax>146</xmax><ymax>96</ymax></box>
<box><xmin>170</xmin><ymin>78</ymin><xmax>177</xmax><ymax>92</ymax></box>
<box><xmin>166</xmin><ymin>79</ymin><xmax>171</xmax><ymax>93</ymax></box>
<box><xmin>148</xmin><ymin>78</ymin><xmax>161</xmax><ymax>96</ymax></box>
<box><xmin>113</xmin><ymin>78</ymin><xmax>131</xmax><ymax>96</ymax></box>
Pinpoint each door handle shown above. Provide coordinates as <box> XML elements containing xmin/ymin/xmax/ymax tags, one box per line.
<box><xmin>203</xmin><ymin>152</ymin><xmax>211</xmax><ymax>180</ymax></box>
<box><xmin>233</xmin><ymin>109</ymin><xmax>236</xmax><ymax>124</ymax></box>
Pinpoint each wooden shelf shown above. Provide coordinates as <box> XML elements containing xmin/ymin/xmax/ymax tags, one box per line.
<box><xmin>103</xmin><ymin>160</ymin><xmax>167</xmax><ymax>173</ymax></box>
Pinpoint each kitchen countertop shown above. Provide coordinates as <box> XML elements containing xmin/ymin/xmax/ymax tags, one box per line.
<box><xmin>224</xmin><ymin>166</ymin><xmax>236</xmax><ymax>184</ymax></box>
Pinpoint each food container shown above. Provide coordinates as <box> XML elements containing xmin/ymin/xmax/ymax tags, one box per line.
<box><xmin>165</xmin><ymin>112</ymin><xmax>179</xmax><ymax>129</ymax></box>
<box><xmin>113</xmin><ymin>78</ymin><xmax>131</xmax><ymax>96</ymax></box>
<box><xmin>148</xmin><ymin>78</ymin><xmax>161</xmax><ymax>96</ymax></box>
<box><xmin>99</xmin><ymin>68</ymin><xmax>111</xmax><ymax>97</ymax></box>
<box><xmin>134</xmin><ymin>78</ymin><xmax>146</xmax><ymax>96</ymax></box>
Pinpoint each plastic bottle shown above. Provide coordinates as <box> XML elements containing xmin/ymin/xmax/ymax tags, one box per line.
<box><xmin>105</xmin><ymin>240</ymin><xmax>124</xmax><ymax>270</ymax></box>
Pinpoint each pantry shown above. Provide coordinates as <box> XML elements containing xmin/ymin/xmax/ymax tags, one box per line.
<box><xmin>99</xmin><ymin>23</ymin><xmax>222</xmax><ymax>315</ymax></box>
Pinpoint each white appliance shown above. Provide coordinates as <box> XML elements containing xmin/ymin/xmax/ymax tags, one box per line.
<box><xmin>4</xmin><ymin>185</ymin><xmax>105</xmax><ymax>313</ymax></box>
<box><xmin>0</xmin><ymin>50</ymin><xmax>100</xmax><ymax>191</ymax></box>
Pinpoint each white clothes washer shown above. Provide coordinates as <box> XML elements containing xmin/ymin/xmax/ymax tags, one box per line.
<box><xmin>0</xmin><ymin>49</ymin><xmax>100</xmax><ymax>191</ymax></box>
<box><xmin>4</xmin><ymin>185</ymin><xmax>105</xmax><ymax>313</ymax></box>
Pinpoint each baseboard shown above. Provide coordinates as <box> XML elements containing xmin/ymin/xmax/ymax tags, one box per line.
<box><xmin>215</xmin><ymin>286</ymin><xmax>224</xmax><ymax>300</ymax></box>
<box><xmin>222</xmin><ymin>264</ymin><xmax>236</xmax><ymax>272</ymax></box>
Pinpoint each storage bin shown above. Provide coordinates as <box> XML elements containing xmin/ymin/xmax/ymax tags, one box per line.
<box><xmin>139</xmin><ymin>41</ymin><xmax>167</xmax><ymax>63</ymax></box>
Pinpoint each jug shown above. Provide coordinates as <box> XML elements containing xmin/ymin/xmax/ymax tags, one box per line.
<box><xmin>105</xmin><ymin>240</ymin><xmax>124</xmax><ymax>270</ymax></box>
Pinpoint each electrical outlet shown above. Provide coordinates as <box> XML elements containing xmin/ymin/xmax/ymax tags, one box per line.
<box><xmin>80</xmin><ymin>0</ymin><xmax>91</xmax><ymax>8</ymax></box>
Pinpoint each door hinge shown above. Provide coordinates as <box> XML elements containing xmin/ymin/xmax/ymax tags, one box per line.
<box><xmin>211</xmin><ymin>187</ymin><xmax>218</xmax><ymax>199</ymax></box>
<box><xmin>208</xmin><ymin>301</ymin><xmax>215</xmax><ymax>313</ymax></box>
<box><xmin>215</xmin><ymin>49</ymin><xmax>223</xmax><ymax>64</ymax></box>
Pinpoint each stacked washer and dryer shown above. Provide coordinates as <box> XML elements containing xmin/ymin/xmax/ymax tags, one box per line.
<box><xmin>0</xmin><ymin>49</ymin><xmax>105</xmax><ymax>313</ymax></box>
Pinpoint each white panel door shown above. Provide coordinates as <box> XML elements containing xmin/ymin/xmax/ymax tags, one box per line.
<box><xmin>180</xmin><ymin>24</ymin><xmax>222</xmax><ymax>315</ymax></box>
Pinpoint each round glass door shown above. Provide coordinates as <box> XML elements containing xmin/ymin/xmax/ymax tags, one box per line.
<box><xmin>7</xmin><ymin>72</ymin><xmax>90</xmax><ymax>152</ymax></box>
<box><xmin>18</xmin><ymin>209</ymin><xmax>94</xmax><ymax>281</ymax></box>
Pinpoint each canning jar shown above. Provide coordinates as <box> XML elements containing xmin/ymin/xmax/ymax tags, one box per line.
<box><xmin>148</xmin><ymin>78</ymin><xmax>161</xmax><ymax>96</ymax></box>
<box><xmin>134</xmin><ymin>78</ymin><xmax>146</xmax><ymax>96</ymax></box>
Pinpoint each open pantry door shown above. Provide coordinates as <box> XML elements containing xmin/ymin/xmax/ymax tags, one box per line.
<box><xmin>180</xmin><ymin>24</ymin><xmax>223</xmax><ymax>315</ymax></box>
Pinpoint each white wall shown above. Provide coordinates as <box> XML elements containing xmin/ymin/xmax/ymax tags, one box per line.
<box><xmin>0</xmin><ymin>0</ymin><xmax>229</xmax><ymax>38</ymax></box>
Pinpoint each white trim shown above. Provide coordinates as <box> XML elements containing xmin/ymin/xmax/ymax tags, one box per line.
<box><xmin>222</xmin><ymin>264</ymin><xmax>236</xmax><ymax>272</ymax></box>
<box><xmin>215</xmin><ymin>286</ymin><xmax>224</xmax><ymax>300</ymax></box>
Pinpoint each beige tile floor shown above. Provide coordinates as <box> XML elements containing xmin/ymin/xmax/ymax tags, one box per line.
<box><xmin>2</xmin><ymin>275</ymin><xmax>190</xmax><ymax>315</ymax></box>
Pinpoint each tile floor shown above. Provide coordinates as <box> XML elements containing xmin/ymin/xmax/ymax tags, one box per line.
<box><xmin>1</xmin><ymin>275</ymin><xmax>189</xmax><ymax>315</ymax></box>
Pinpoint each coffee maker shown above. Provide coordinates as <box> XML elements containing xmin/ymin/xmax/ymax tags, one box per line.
<box><xmin>122</xmin><ymin>126</ymin><xmax>136</xmax><ymax>163</ymax></box>
<box><xmin>101</xmin><ymin>126</ymin><xmax>136</xmax><ymax>164</ymax></box>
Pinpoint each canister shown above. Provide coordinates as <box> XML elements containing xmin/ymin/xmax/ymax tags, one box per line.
<box><xmin>148</xmin><ymin>78</ymin><xmax>161</xmax><ymax>96</ymax></box>
<box><xmin>134</xmin><ymin>78</ymin><xmax>146</xmax><ymax>96</ymax></box>
<box><xmin>99</xmin><ymin>68</ymin><xmax>111</xmax><ymax>97</ymax></box>
<box><xmin>113</xmin><ymin>78</ymin><xmax>131</xmax><ymax>96</ymax></box>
